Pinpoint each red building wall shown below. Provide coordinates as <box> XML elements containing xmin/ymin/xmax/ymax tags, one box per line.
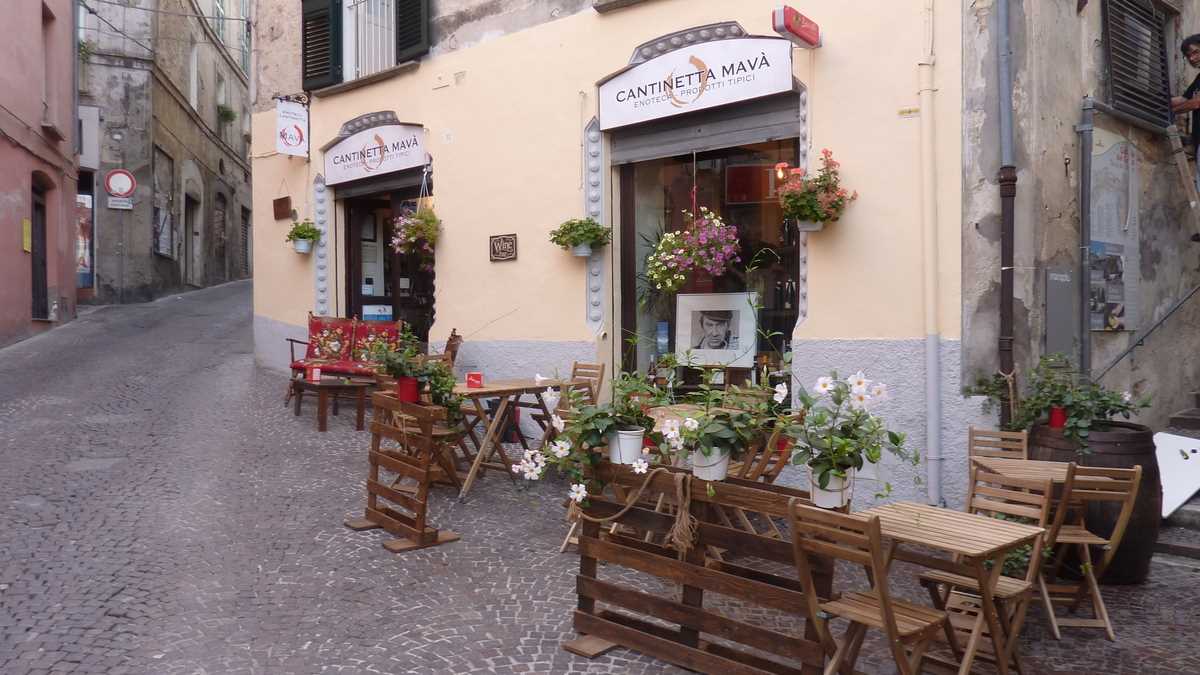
<box><xmin>0</xmin><ymin>0</ymin><xmax>79</xmax><ymax>346</ymax></box>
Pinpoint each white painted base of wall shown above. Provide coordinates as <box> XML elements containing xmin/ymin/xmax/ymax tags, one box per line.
<box><xmin>253</xmin><ymin>314</ymin><xmax>309</xmax><ymax>373</ymax></box>
<box><xmin>788</xmin><ymin>338</ymin><xmax>991</xmax><ymax>510</ymax></box>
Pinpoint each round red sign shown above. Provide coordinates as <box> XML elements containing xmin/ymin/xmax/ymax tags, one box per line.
<box><xmin>104</xmin><ymin>169</ymin><xmax>137</xmax><ymax>198</ymax></box>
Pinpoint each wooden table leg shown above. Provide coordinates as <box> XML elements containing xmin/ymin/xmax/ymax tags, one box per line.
<box><xmin>972</xmin><ymin>556</ymin><xmax>1012</xmax><ymax>675</ymax></box>
<box><xmin>458</xmin><ymin>396</ymin><xmax>505</xmax><ymax>499</ymax></box>
<box><xmin>317</xmin><ymin>389</ymin><xmax>329</xmax><ymax>432</ymax></box>
<box><xmin>355</xmin><ymin>387</ymin><xmax>366</xmax><ymax>431</ymax></box>
<box><xmin>293</xmin><ymin>382</ymin><xmax>302</xmax><ymax>417</ymax></box>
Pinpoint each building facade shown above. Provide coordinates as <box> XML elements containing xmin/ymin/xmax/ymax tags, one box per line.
<box><xmin>77</xmin><ymin>0</ymin><xmax>253</xmax><ymax>305</ymax></box>
<box><xmin>0</xmin><ymin>0</ymin><xmax>80</xmax><ymax>347</ymax></box>
<box><xmin>252</xmin><ymin>0</ymin><xmax>974</xmax><ymax>506</ymax></box>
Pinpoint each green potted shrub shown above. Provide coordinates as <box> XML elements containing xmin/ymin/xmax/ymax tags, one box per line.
<box><xmin>658</xmin><ymin>408</ymin><xmax>757</xmax><ymax>481</ymax></box>
<box><xmin>286</xmin><ymin>219</ymin><xmax>320</xmax><ymax>254</ymax></box>
<box><xmin>549</xmin><ymin>217</ymin><xmax>611</xmax><ymax>257</ymax></box>
<box><xmin>609</xmin><ymin>373</ymin><xmax>662</xmax><ymax>464</ymax></box>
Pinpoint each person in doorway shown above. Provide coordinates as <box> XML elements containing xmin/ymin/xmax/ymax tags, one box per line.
<box><xmin>695</xmin><ymin>310</ymin><xmax>733</xmax><ymax>350</ymax></box>
<box><xmin>1172</xmin><ymin>34</ymin><xmax>1200</xmax><ymax>192</ymax></box>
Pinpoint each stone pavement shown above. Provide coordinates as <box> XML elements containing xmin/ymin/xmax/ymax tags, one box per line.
<box><xmin>0</xmin><ymin>280</ymin><xmax>1196</xmax><ymax>674</ymax></box>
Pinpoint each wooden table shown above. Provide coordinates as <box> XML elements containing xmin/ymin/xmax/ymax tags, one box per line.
<box><xmin>290</xmin><ymin>376</ymin><xmax>374</xmax><ymax>432</ymax></box>
<box><xmin>564</xmin><ymin>462</ymin><xmax>833</xmax><ymax>675</ymax></box>
<box><xmin>454</xmin><ymin>378</ymin><xmax>568</xmax><ymax>499</ymax></box>
<box><xmin>854</xmin><ymin>501</ymin><xmax>1043</xmax><ymax>675</ymax></box>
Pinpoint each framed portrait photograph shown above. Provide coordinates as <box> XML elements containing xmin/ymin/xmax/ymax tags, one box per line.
<box><xmin>675</xmin><ymin>292</ymin><xmax>758</xmax><ymax>368</ymax></box>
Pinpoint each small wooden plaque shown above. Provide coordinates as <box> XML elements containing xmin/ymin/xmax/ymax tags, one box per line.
<box><xmin>489</xmin><ymin>233</ymin><xmax>517</xmax><ymax>262</ymax></box>
<box><xmin>273</xmin><ymin>196</ymin><xmax>292</xmax><ymax>220</ymax></box>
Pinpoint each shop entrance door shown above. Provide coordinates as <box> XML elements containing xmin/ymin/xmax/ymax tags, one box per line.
<box><xmin>30</xmin><ymin>188</ymin><xmax>48</xmax><ymax>320</ymax></box>
<box><xmin>344</xmin><ymin>190</ymin><xmax>435</xmax><ymax>344</ymax></box>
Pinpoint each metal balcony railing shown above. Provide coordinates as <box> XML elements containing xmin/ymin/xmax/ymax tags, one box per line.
<box><xmin>348</xmin><ymin>0</ymin><xmax>397</xmax><ymax>79</ymax></box>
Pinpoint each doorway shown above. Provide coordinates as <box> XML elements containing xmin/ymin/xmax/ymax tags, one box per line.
<box><xmin>184</xmin><ymin>195</ymin><xmax>201</xmax><ymax>286</ymax></box>
<box><xmin>343</xmin><ymin>189</ymin><xmax>435</xmax><ymax>344</ymax></box>
<box><xmin>31</xmin><ymin>187</ymin><xmax>48</xmax><ymax>320</ymax></box>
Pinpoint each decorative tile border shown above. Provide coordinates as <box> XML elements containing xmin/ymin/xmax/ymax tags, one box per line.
<box><xmin>314</xmin><ymin>175</ymin><xmax>330</xmax><ymax>316</ymax></box>
<box><xmin>584</xmin><ymin>117</ymin><xmax>605</xmax><ymax>334</ymax></box>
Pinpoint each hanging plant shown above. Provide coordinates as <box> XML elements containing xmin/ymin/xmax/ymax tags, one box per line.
<box><xmin>644</xmin><ymin>207</ymin><xmax>741</xmax><ymax>293</ymax></box>
<box><xmin>391</xmin><ymin>209</ymin><xmax>440</xmax><ymax>272</ymax></box>
<box><xmin>775</xmin><ymin>149</ymin><xmax>857</xmax><ymax>224</ymax></box>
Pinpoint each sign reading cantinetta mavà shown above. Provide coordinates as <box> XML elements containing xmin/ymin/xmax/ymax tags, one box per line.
<box><xmin>598</xmin><ymin>37</ymin><xmax>794</xmax><ymax>130</ymax></box>
<box><xmin>323</xmin><ymin>122</ymin><xmax>427</xmax><ymax>185</ymax></box>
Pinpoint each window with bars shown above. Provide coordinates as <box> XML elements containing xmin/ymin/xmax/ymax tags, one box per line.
<box><xmin>1103</xmin><ymin>0</ymin><xmax>1173</xmax><ymax>127</ymax></box>
<box><xmin>301</xmin><ymin>0</ymin><xmax>430</xmax><ymax>91</ymax></box>
<box><xmin>212</xmin><ymin>0</ymin><xmax>227</xmax><ymax>43</ymax></box>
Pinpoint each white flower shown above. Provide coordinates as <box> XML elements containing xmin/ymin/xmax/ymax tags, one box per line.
<box><xmin>683</xmin><ymin>417</ymin><xmax>699</xmax><ymax>431</ymax></box>
<box><xmin>1122</xmin><ymin>391</ymin><xmax>1133</xmax><ymax>404</ymax></box>
<box><xmin>847</xmin><ymin>371</ymin><xmax>870</xmax><ymax>394</ymax></box>
<box><xmin>848</xmin><ymin>390</ymin><xmax>873</xmax><ymax>409</ymax></box>
<box><xmin>813</xmin><ymin>376</ymin><xmax>834</xmax><ymax>396</ymax></box>
<box><xmin>662</xmin><ymin>419</ymin><xmax>681</xmax><ymax>437</ymax></box>
<box><xmin>632</xmin><ymin>459</ymin><xmax>649</xmax><ymax>474</ymax></box>
<box><xmin>568</xmin><ymin>483</ymin><xmax>588</xmax><ymax>503</ymax></box>
<box><xmin>551</xmin><ymin>439</ymin><xmax>572</xmax><ymax>458</ymax></box>
<box><xmin>869</xmin><ymin>382</ymin><xmax>889</xmax><ymax>402</ymax></box>
<box><xmin>773</xmin><ymin>382</ymin><xmax>789</xmax><ymax>404</ymax></box>
<box><xmin>551</xmin><ymin>415</ymin><xmax>566</xmax><ymax>433</ymax></box>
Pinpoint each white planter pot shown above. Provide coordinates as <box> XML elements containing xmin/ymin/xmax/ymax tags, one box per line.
<box><xmin>691</xmin><ymin>451</ymin><xmax>730</xmax><ymax>481</ymax></box>
<box><xmin>795</xmin><ymin>220</ymin><xmax>825</xmax><ymax>232</ymax></box>
<box><xmin>607</xmin><ymin>429</ymin><xmax>644</xmax><ymax>465</ymax></box>
<box><xmin>810</xmin><ymin>468</ymin><xmax>854</xmax><ymax>508</ymax></box>
<box><xmin>292</xmin><ymin>239</ymin><xmax>313</xmax><ymax>254</ymax></box>
<box><xmin>571</xmin><ymin>243</ymin><xmax>592</xmax><ymax>257</ymax></box>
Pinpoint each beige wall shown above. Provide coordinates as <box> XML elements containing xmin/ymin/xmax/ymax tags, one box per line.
<box><xmin>252</xmin><ymin>0</ymin><xmax>963</xmax><ymax>346</ymax></box>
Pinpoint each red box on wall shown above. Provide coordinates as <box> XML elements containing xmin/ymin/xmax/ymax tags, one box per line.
<box><xmin>466</xmin><ymin>372</ymin><xmax>484</xmax><ymax>388</ymax></box>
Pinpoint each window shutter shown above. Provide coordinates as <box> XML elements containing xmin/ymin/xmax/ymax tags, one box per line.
<box><xmin>395</xmin><ymin>0</ymin><xmax>431</xmax><ymax>65</ymax></box>
<box><xmin>302</xmin><ymin>0</ymin><xmax>342</xmax><ymax>90</ymax></box>
<box><xmin>1103</xmin><ymin>0</ymin><xmax>1171</xmax><ymax>127</ymax></box>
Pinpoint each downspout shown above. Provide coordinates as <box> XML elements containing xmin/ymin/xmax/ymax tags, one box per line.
<box><xmin>919</xmin><ymin>0</ymin><xmax>943</xmax><ymax>506</ymax></box>
<box><xmin>1077</xmin><ymin>98</ymin><xmax>1095</xmax><ymax>376</ymax></box>
<box><xmin>997</xmin><ymin>0</ymin><xmax>1018</xmax><ymax>426</ymax></box>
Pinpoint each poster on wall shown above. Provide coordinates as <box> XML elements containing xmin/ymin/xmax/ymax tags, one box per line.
<box><xmin>675</xmin><ymin>292</ymin><xmax>758</xmax><ymax>368</ymax></box>
<box><xmin>1089</xmin><ymin>136</ymin><xmax>1140</xmax><ymax>331</ymax></box>
<box><xmin>75</xmin><ymin>194</ymin><xmax>93</xmax><ymax>289</ymax></box>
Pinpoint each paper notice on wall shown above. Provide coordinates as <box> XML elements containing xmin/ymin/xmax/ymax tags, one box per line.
<box><xmin>1088</xmin><ymin>137</ymin><xmax>1140</xmax><ymax>331</ymax></box>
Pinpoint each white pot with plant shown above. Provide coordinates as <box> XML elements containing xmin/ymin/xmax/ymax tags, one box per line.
<box><xmin>549</xmin><ymin>217</ymin><xmax>612</xmax><ymax>258</ymax></box>
<box><xmin>774</xmin><ymin>149</ymin><xmax>857</xmax><ymax>234</ymax></box>
<box><xmin>286</xmin><ymin>219</ymin><xmax>320</xmax><ymax>253</ymax></box>
<box><xmin>787</xmin><ymin>370</ymin><xmax>916</xmax><ymax>508</ymax></box>
<box><xmin>660</xmin><ymin>408</ymin><xmax>755</xmax><ymax>483</ymax></box>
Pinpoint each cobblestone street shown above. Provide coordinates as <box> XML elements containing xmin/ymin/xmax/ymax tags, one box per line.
<box><xmin>1</xmin><ymin>281</ymin><xmax>1198</xmax><ymax>674</ymax></box>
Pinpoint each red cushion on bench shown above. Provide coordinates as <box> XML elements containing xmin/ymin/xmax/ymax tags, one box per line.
<box><xmin>306</xmin><ymin>314</ymin><xmax>355</xmax><ymax>361</ymax></box>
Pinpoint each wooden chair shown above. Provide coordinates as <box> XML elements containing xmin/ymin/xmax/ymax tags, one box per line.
<box><xmin>570</xmin><ymin>361</ymin><xmax>605</xmax><ymax>405</ymax></box>
<box><xmin>918</xmin><ymin>465</ymin><xmax>1053</xmax><ymax>672</ymax></box>
<box><xmin>789</xmin><ymin>499</ymin><xmax>947</xmax><ymax>675</ymax></box>
<box><xmin>968</xmin><ymin>426</ymin><xmax>1029</xmax><ymax>460</ymax></box>
<box><xmin>1041</xmin><ymin>463</ymin><xmax>1141</xmax><ymax>641</ymax></box>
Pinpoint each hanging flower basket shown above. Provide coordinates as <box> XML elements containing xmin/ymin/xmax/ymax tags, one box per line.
<box><xmin>775</xmin><ymin>149</ymin><xmax>857</xmax><ymax>231</ymax></box>
<box><xmin>392</xmin><ymin>209</ymin><xmax>441</xmax><ymax>273</ymax></box>
<box><xmin>645</xmin><ymin>207</ymin><xmax>741</xmax><ymax>294</ymax></box>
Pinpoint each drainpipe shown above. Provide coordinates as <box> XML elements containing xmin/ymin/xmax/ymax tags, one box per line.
<box><xmin>919</xmin><ymin>0</ymin><xmax>943</xmax><ymax>506</ymax></box>
<box><xmin>997</xmin><ymin>0</ymin><xmax>1018</xmax><ymax>426</ymax></box>
<box><xmin>1077</xmin><ymin>98</ymin><xmax>1095</xmax><ymax>376</ymax></box>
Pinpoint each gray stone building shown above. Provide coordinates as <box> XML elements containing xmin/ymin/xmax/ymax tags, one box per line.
<box><xmin>964</xmin><ymin>0</ymin><xmax>1200</xmax><ymax>428</ymax></box>
<box><xmin>78</xmin><ymin>0</ymin><xmax>252</xmax><ymax>304</ymax></box>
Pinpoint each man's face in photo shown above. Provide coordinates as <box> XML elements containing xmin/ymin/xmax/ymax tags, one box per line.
<box><xmin>699</xmin><ymin>314</ymin><xmax>729</xmax><ymax>349</ymax></box>
<box><xmin>1188</xmin><ymin>43</ymin><xmax>1200</xmax><ymax>69</ymax></box>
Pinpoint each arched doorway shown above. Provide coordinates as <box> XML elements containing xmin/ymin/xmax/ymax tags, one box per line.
<box><xmin>30</xmin><ymin>171</ymin><xmax>57</xmax><ymax>320</ymax></box>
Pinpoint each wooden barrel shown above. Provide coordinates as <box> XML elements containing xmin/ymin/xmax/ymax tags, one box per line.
<box><xmin>1030</xmin><ymin>421</ymin><xmax>1160</xmax><ymax>584</ymax></box>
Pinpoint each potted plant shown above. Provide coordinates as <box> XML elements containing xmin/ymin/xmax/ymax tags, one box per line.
<box><xmin>392</xmin><ymin>209</ymin><xmax>441</xmax><ymax>272</ymax></box>
<box><xmin>774</xmin><ymin>149</ymin><xmax>857</xmax><ymax>232</ymax></box>
<box><xmin>787</xmin><ymin>370</ymin><xmax>915</xmax><ymax>508</ymax></box>
<box><xmin>549</xmin><ymin>217</ymin><xmax>612</xmax><ymax>257</ymax></box>
<box><xmin>609</xmin><ymin>373</ymin><xmax>661</xmax><ymax>465</ymax></box>
<box><xmin>658</xmin><ymin>409</ymin><xmax>756</xmax><ymax>481</ymax></box>
<box><xmin>286</xmin><ymin>219</ymin><xmax>320</xmax><ymax>253</ymax></box>
<box><xmin>644</xmin><ymin>208</ymin><xmax>741</xmax><ymax>294</ymax></box>
<box><xmin>379</xmin><ymin>348</ymin><xmax>423</xmax><ymax>402</ymax></box>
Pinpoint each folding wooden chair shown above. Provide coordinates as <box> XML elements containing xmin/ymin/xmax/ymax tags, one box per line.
<box><xmin>789</xmin><ymin>499</ymin><xmax>947</xmax><ymax>675</ymax></box>
<box><xmin>570</xmin><ymin>361</ymin><xmax>605</xmax><ymax>405</ymax></box>
<box><xmin>918</xmin><ymin>465</ymin><xmax>1053</xmax><ymax>672</ymax></box>
<box><xmin>968</xmin><ymin>426</ymin><xmax>1029</xmax><ymax>460</ymax></box>
<box><xmin>1041</xmin><ymin>463</ymin><xmax>1141</xmax><ymax>641</ymax></box>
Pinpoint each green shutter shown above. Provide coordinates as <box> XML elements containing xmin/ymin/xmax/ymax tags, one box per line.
<box><xmin>302</xmin><ymin>0</ymin><xmax>342</xmax><ymax>90</ymax></box>
<box><xmin>395</xmin><ymin>0</ymin><xmax>431</xmax><ymax>64</ymax></box>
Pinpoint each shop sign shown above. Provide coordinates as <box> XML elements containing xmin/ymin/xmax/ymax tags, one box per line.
<box><xmin>489</xmin><ymin>234</ymin><xmax>517</xmax><ymax>262</ymax></box>
<box><xmin>276</xmin><ymin>100</ymin><xmax>309</xmax><ymax>157</ymax></box>
<box><xmin>324</xmin><ymin>123</ymin><xmax>427</xmax><ymax>185</ymax></box>
<box><xmin>598</xmin><ymin>37</ymin><xmax>793</xmax><ymax>130</ymax></box>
